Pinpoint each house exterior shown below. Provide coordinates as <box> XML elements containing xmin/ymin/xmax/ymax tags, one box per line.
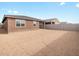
<box><xmin>1</xmin><ymin>15</ymin><xmax>60</xmax><ymax>33</ymax></box>
<box><xmin>44</xmin><ymin>18</ymin><xmax>60</xmax><ymax>24</ymax></box>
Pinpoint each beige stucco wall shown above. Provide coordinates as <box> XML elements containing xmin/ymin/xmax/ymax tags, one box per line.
<box><xmin>45</xmin><ymin>19</ymin><xmax>60</xmax><ymax>24</ymax></box>
<box><xmin>3</xmin><ymin>17</ymin><xmax>39</xmax><ymax>32</ymax></box>
<box><xmin>51</xmin><ymin>20</ymin><xmax>60</xmax><ymax>24</ymax></box>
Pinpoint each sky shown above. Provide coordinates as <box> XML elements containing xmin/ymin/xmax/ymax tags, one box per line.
<box><xmin>0</xmin><ymin>2</ymin><xmax>79</xmax><ymax>23</ymax></box>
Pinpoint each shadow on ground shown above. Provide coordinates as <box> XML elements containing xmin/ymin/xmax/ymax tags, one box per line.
<box><xmin>33</xmin><ymin>31</ymin><xmax>79</xmax><ymax>56</ymax></box>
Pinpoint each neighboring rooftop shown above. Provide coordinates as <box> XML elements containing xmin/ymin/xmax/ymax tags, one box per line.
<box><xmin>44</xmin><ymin>18</ymin><xmax>60</xmax><ymax>22</ymax></box>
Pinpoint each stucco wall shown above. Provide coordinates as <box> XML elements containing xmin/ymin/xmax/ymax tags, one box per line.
<box><xmin>3</xmin><ymin>17</ymin><xmax>39</xmax><ymax>32</ymax></box>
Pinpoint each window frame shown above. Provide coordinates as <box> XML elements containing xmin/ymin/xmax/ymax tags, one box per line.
<box><xmin>15</xmin><ymin>19</ymin><xmax>26</xmax><ymax>28</ymax></box>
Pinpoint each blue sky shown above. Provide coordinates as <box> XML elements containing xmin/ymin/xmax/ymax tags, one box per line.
<box><xmin>0</xmin><ymin>2</ymin><xmax>79</xmax><ymax>23</ymax></box>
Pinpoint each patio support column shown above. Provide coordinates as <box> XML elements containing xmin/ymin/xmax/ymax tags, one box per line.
<box><xmin>51</xmin><ymin>21</ymin><xmax>52</xmax><ymax>24</ymax></box>
<box><xmin>44</xmin><ymin>21</ymin><xmax>45</xmax><ymax>29</ymax></box>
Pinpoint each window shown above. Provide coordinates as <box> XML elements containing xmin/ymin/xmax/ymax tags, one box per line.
<box><xmin>21</xmin><ymin>20</ymin><xmax>25</xmax><ymax>26</ymax></box>
<box><xmin>45</xmin><ymin>22</ymin><xmax>51</xmax><ymax>24</ymax></box>
<box><xmin>33</xmin><ymin>21</ymin><xmax>37</xmax><ymax>26</ymax></box>
<box><xmin>16</xmin><ymin>19</ymin><xmax>25</xmax><ymax>28</ymax></box>
<box><xmin>16</xmin><ymin>20</ymin><xmax>20</xmax><ymax>27</ymax></box>
<box><xmin>52</xmin><ymin>22</ymin><xmax>55</xmax><ymax>24</ymax></box>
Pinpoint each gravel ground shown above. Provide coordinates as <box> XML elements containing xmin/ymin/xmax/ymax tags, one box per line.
<box><xmin>0</xmin><ymin>29</ymin><xmax>79</xmax><ymax>56</ymax></box>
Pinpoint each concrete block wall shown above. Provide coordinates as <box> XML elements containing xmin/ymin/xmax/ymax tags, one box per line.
<box><xmin>45</xmin><ymin>24</ymin><xmax>79</xmax><ymax>31</ymax></box>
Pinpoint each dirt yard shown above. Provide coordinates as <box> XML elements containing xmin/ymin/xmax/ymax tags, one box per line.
<box><xmin>0</xmin><ymin>29</ymin><xmax>79</xmax><ymax>56</ymax></box>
